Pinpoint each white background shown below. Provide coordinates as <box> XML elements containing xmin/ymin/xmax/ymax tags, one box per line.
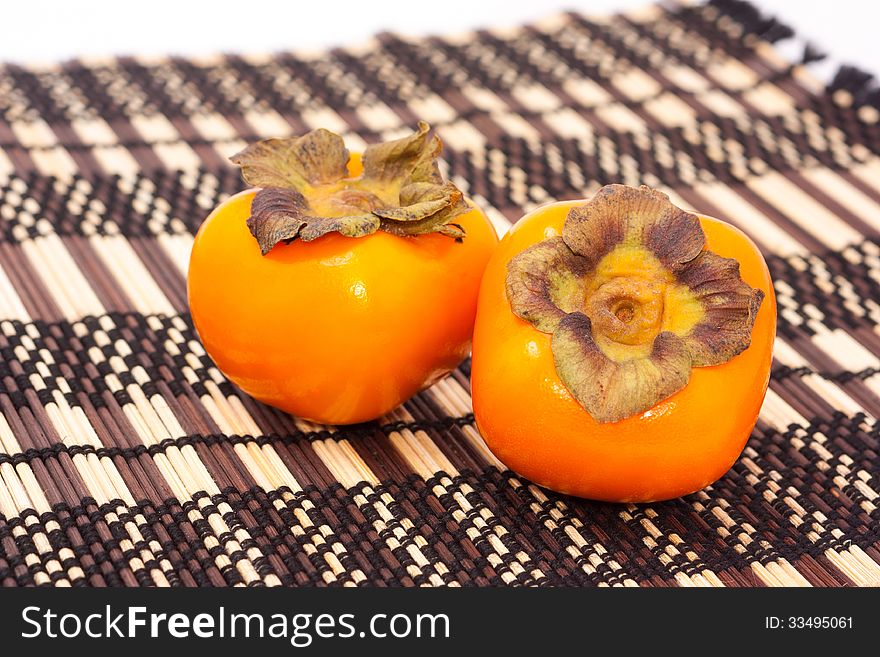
<box><xmin>2</xmin><ymin>0</ymin><xmax>877</xmax><ymax>79</ymax></box>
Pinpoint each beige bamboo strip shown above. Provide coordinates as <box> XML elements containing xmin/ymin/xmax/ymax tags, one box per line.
<box><xmin>15</xmin><ymin>232</ymin><xmax>103</xmax><ymax>320</ymax></box>
<box><xmin>644</xmin><ymin>92</ymin><xmax>699</xmax><ymax>129</ymax></box>
<box><xmin>739</xmin><ymin>426</ymin><xmax>880</xmax><ymax>587</ymax></box>
<box><xmin>747</xmin><ymin>172</ymin><xmax>864</xmax><ymax>249</ymax></box>
<box><xmin>773</xmin><ymin>337</ymin><xmax>875</xmax><ymax>419</ymax></box>
<box><xmin>191</xmin><ymin>343</ymin><xmax>455</xmax><ymax>587</ymax></box>
<box><xmin>40</xmin><ymin>232</ymin><xmax>107</xmax><ymax>311</ymax></box>
<box><xmin>800</xmin><ymin>167</ymin><xmax>880</xmax><ymax>232</ymax></box>
<box><xmin>387</xmin><ymin>405</ymin><xmax>546</xmax><ymax>585</ymax></box>
<box><xmin>95</xmin><ymin>145</ymin><xmax>142</xmax><ymax>177</ymax></box>
<box><xmin>744</xmin><ymin>81</ymin><xmax>797</xmax><ymax>116</ymax></box>
<box><xmin>9</xmin><ymin>118</ymin><xmax>78</xmax><ymax>178</ymax></box>
<box><xmin>760</xmin><ymin>388</ymin><xmax>810</xmax><ymax>431</ymax></box>
<box><xmin>218</xmin><ymin>438</ymin><xmax>356</xmax><ymax>586</ymax></box>
<box><xmin>83</xmin><ymin>321</ymin><xmax>268</xmax><ymax>587</ymax></box>
<box><xmin>638</xmin><ymin>506</ymin><xmax>726</xmax><ymax>588</ymax></box>
<box><xmin>155</xmin><ymin>232</ymin><xmax>194</xmax><ymax>277</ymax></box>
<box><xmin>299</xmin><ymin>106</ymin><xmax>363</xmax><ymax>146</ymax></box>
<box><xmin>43</xmin><ymin>387</ymin><xmax>172</xmax><ymax>587</ymax></box>
<box><xmin>311</xmin><ymin>437</ymin><xmax>448</xmax><ymax>587</ymax></box>
<box><xmin>428</xmin><ymin>378</ymin><xmax>505</xmax><ymax>468</ymax></box>
<box><xmin>527</xmin><ymin>481</ymin><xmax>638</xmax><ymax>586</ymax></box>
<box><xmin>129</xmin><ymin>113</ymin><xmax>202</xmax><ymax>172</ymax></box>
<box><xmin>14</xmin><ymin>319</ymin><xmax>173</xmax><ymax>586</ymax></box>
<box><xmin>353</xmin><ymin>101</ymin><xmax>405</xmax><ymax>136</ymax></box>
<box><xmin>0</xmin><ymin>412</ymin><xmax>73</xmax><ymax>586</ymax></box>
<box><xmin>241</xmin><ymin>108</ymin><xmax>293</xmax><ymax>140</ymax></box>
<box><xmin>430</xmin><ymin>375</ymin><xmax>641</xmax><ymax>585</ymax></box>
<box><xmin>189</xmin><ymin>112</ymin><xmax>248</xmax><ymax>163</ymax></box>
<box><xmin>542</xmin><ymin>106</ymin><xmax>595</xmax><ymax>139</ymax></box>
<box><xmin>0</xmin><ymin>261</ymin><xmax>30</xmax><ymax>322</ymax></box>
<box><xmin>806</xmin><ymin>326</ymin><xmax>880</xmax><ymax>402</ymax></box>
<box><xmin>171</xmin><ymin>333</ymin><xmax>366</xmax><ymax>586</ymax></box>
<box><xmin>70</xmin><ymin>117</ymin><xmax>141</xmax><ymax>176</ymax></box>
<box><xmin>0</xmin><ymin>150</ymin><xmax>15</xmax><ymax>176</ymax></box>
<box><xmin>89</xmin><ymin>233</ymin><xmax>176</xmax><ymax>315</ymax></box>
<box><xmin>689</xmin><ymin>181</ymin><xmax>808</xmax><ymax>255</ymax></box>
<box><xmin>849</xmin><ymin>157</ymin><xmax>880</xmax><ymax>196</ymax></box>
<box><xmin>11</xmin><ymin>236</ymin><xmax>64</xmax><ymax>319</ymax></box>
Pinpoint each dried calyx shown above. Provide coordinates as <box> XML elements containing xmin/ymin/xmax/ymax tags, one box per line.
<box><xmin>506</xmin><ymin>184</ymin><xmax>764</xmax><ymax>423</ymax></box>
<box><xmin>231</xmin><ymin>122</ymin><xmax>469</xmax><ymax>254</ymax></box>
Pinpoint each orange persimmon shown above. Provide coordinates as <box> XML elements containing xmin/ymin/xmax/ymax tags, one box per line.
<box><xmin>471</xmin><ymin>185</ymin><xmax>776</xmax><ymax>502</ymax></box>
<box><xmin>188</xmin><ymin>124</ymin><xmax>498</xmax><ymax>425</ymax></box>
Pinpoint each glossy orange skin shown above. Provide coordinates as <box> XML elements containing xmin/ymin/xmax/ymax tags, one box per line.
<box><xmin>471</xmin><ymin>201</ymin><xmax>776</xmax><ymax>502</ymax></box>
<box><xmin>188</xmin><ymin>157</ymin><xmax>498</xmax><ymax>425</ymax></box>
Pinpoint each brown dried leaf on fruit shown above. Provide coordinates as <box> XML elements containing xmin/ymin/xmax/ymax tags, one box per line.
<box><xmin>506</xmin><ymin>184</ymin><xmax>764</xmax><ymax>423</ymax></box>
<box><xmin>230</xmin><ymin>121</ymin><xmax>470</xmax><ymax>254</ymax></box>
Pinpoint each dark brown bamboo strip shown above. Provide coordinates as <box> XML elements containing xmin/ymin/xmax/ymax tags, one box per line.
<box><xmin>61</xmin><ymin>234</ymin><xmax>134</xmax><ymax>312</ymax></box>
<box><xmin>781</xmin><ymin>169</ymin><xmax>880</xmax><ymax>240</ymax></box>
<box><xmin>839</xmin><ymin>168</ymin><xmax>880</xmax><ymax>207</ymax></box>
<box><xmin>2</xmin><ymin>346</ymin><xmax>180</xmax><ymax>585</ymax></box>
<box><xmin>167</xmin><ymin>116</ymin><xmax>227</xmax><ymax>169</ymax></box>
<box><xmin>0</xmin><ymin>242</ymin><xmax>63</xmax><ymax>321</ymax></box>
<box><xmin>0</xmin><ymin>121</ymin><xmax>37</xmax><ymax>173</ymax></box>
<box><xmin>783</xmin><ymin>332</ymin><xmax>880</xmax><ymax>418</ymax></box>
<box><xmin>126</xmin><ymin>236</ymin><xmax>188</xmax><ymax>312</ymax></box>
<box><xmin>45</xmin><ymin>121</ymin><xmax>104</xmax><ymax>178</ymax></box>
<box><xmin>67</xmin><ymin>319</ymin><xmax>274</xmax><ymax>585</ymax></box>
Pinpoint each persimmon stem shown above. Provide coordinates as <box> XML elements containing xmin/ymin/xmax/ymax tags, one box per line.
<box><xmin>506</xmin><ymin>184</ymin><xmax>764</xmax><ymax>423</ymax></box>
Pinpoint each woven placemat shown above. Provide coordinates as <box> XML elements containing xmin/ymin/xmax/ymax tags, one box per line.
<box><xmin>1</xmin><ymin>0</ymin><xmax>879</xmax><ymax>587</ymax></box>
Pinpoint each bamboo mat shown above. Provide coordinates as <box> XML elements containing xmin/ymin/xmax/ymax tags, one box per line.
<box><xmin>1</xmin><ymin>0</ymin><xmax>879</xmax><ymax>588</ymax></box>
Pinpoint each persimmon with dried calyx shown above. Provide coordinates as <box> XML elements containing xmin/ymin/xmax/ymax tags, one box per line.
<box><xmin>188</xmin><ymin>123</ymin><xmax>498</xmax><ymax>425</ymax></box>
<box><xmin>471</xmin><ymin>184</ymin><xmax>775</xmax><ymax>502</ymax></box>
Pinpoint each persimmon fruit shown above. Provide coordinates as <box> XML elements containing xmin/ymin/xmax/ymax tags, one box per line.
<box><xmin>471</xmin><ymin>185</ymin><xmax>776</xmax><ymax>502</ymax></box>
<box><xmin>188</xmin><ymin>124</ymin><xmax>498</xmax><ymax>425</ymax></box>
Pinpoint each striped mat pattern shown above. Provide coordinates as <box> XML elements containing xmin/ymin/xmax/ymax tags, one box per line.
<box><xmin>1</xmin><ymin>0</ymin><xmax>880</xmax><ymax>587</ymax></box>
